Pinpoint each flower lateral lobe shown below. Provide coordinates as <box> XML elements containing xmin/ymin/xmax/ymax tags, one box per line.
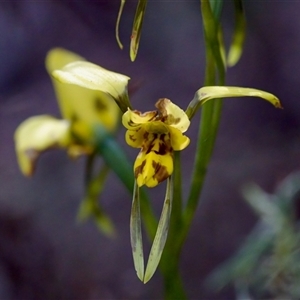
<box><xmin>123</xmin><ymin>98</ymin><xmax>190</xmax><ymax>188</ymax></box>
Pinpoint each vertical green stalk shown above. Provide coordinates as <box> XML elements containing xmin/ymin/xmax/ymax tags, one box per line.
<box><xmin>180</xmin><ymin>0</ymin><xmax>226</xmax><ymax>259</ymax></box>
<box><xmin>158</xmin><ymin>1</ymin><xmax>226</xmax><ymax>297</ymax></box>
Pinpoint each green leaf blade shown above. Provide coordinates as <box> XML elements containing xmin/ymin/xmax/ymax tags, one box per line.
<box><xmin>130</xmin><ymin>0</ymin><xmax>147</xmax><ymax>62</ymax></box>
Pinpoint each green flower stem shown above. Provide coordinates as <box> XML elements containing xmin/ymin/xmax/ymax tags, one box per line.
<box><xmin>179</xmin><ymin>0</ymin><xmax>226</xmax><ymax>249</ymax></box>
<box><xmin>161</xmin><ymin>261</ymin><xmax>186</xmax><ymax>300</ymax></box>
<box><xmin>94</xmin><ymin>125</ymin><xmax>157</xmax><ymax>238</ymax></box>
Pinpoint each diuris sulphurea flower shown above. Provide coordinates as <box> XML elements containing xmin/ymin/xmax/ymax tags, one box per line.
<box><xmin>15</xmin><ymin>48</ymin><xmax>127</xmax><ymax>176</ymax></box>
<box><xmin>14</xmin><ymin>48</ymin><xmax>130</xmax><ymax>236</ymax></box>
<box><xmin>123</xmin><ymin>99</ymin><xmax>190</xmax><ymax>283</ymax></box>
<box><xmin>122</xmin><ymin>98</ymin><xmax>190</xmax><ymax>187</ymax></box>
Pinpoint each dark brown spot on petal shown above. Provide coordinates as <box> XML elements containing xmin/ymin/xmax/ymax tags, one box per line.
<box><xmin>134</xmin><ymin>159</ymin><xmax>146</xmax><ymax>178</ymax></box>
<box><xmin>94</xmin><ymin>97</ymin><xmax>107</xmax><ymax>111</ymax></box>
<box><xmin>132</xmin><ymin>109</ymin><xmax>158</xmax><ymax>120</ymax></box>
<box><xmin>155</xmin><ymin>98</ymin><xmax>170</xmax><ymax>117</ymax></box>
<box><xmin>145</xmin><ymin>133</ymin><xmax>158</xmax><ymax>154</ymax></box>
<box><xmin>172</xmin><ymin>117</ymin><xmax>181</xmax><ymax>125</ymax></box>
<box><xmin>156</xmin><ymin>142</ymin><xmax>168</xmax><ymax>155</ymax></box>
<box><xmin>129</xmin><ymin>134</ymin><xmax>136</xmax><ymax>142</ymax></box>
<box><xmin>143</xmin><ymin>131</ymin><xmax>149</xmax><ymax>140</ymax></box>
<box><xmin>71</xmin><ymin>113</ymin><xmax>79</xmax><ymax>122</ymax></box>
<box><xmin>152</xmin><ymin>160</ymin><xmax>170</xmax><ymax>184</ymax></box>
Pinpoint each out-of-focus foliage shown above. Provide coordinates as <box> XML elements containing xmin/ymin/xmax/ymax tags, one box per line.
<box><xmin>207</xmin><ymin>172</ymin><xmax>300</xmax><ymax>299</ymax></box>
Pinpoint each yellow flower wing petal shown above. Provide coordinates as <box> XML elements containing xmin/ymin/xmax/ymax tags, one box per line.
<box><xmin>168</xmin><ymin>126</ymin><xmax>190</xmax><ymax>151</ymax></box>
<box><xmin>156</xmin><ymin>98</ymin><xmax>190</xmax><ymax>133</ymax></box>
<box><xmin>14</xmin><ymin>115</ymin><xmax>71</xmax><ymax>176</ymax></box>
<box><xmin>122</xmin><ymin>108</ymin><xmax>157</xmax><ymax>130</ymax></box>
<box><xmin>125</xmin><ymin>128</ymin><xmax>146</xmax><ymax>148</ymax></box>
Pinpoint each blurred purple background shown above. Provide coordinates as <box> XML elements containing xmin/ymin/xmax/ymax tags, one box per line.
<box><xmin>1</xmin><ymin>1</ymin><xmax>300</xmax><ymax>299</ymax></box>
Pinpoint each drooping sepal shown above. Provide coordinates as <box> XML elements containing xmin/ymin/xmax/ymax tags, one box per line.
<box><xmin>14</xmin><ymin>115</ymin><xmax>71</xmax><ymax>176</ymax></box>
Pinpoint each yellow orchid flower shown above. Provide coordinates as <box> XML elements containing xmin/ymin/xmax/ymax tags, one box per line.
<box><xmin>122</xmin><ymin>98</ymin><xmax>190</xmax><ymax>188</ymax></box>
<box><xmin>123</xmin><ymin>99</ymin><xmax>190</xmax><ymax>282</ymax></box>
<box><xmin>15</xmin><ymin>48</ymin><xmax>128</xmax><ymax>176</ymax></box>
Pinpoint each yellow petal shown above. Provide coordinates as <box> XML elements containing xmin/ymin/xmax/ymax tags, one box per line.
<box><xmin>52</xmin><ymin>61</ymin><xmax>131</xmax><ymax>112</ymax></box>
<box><xmin>134</xmin><ymin>135</ymin><xmax>173</xmax><ymax>187</ymax></box>
<box><xmin>155</xmin><ymin>98</ymin><xmax>190</xmax><ymax>133</ymax></box>
<box><xmin>46</xmin><ymin>49</ymin><xmax>120</xmax><ymax>138</ymax></box>
<box><xmin>122</xmin><ymin>108</ymin><xmax>157</xmax><ymax>130</ymax></box>
<box><xmin>14</xmin><ymin>115</ymin><xmax>71</xmax><ymax>176</ymax></box>
<box><xmin>168</xmin><ymin>126</ymin><xmax>190</xmax><ymax>151</ymax></box>
<box><xmin>45</xmin><ymin>48</ymin><xmax>85</xmax><ymax>73</ymax></box>
<box><xmin>125</xmin><ymin>128</ymin><xmax>146</xmax><ymax>148</ymax></box>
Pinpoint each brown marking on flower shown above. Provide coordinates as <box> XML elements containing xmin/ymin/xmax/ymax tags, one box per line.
<box><xmin>143</xmin><ymin>131</ymin><xmax>149</xmax><ymax>140</ymax></box>
<box><xmin>70</xmin><ymin>113</ymin><xmax>79</xmax><ymax>123</ymax></box>
<box><xmin>129</xmin><ymin>134</ymin><xmax>136</xmax><ymax>142</ymax></box>
<box><xmin>169</xmin><ymin>116</ymin><xmax>181</xmax><ymax>125</ymax></box>
<box><xmin>134</xmin><ymin>160</ymin><xmax>146</xmax><ymax>178</ymax></box>
<box><xmin>155</xmin><ymin>98</ymin><xmax>182</xmax><ymax>125</ymax></box>
<box><xmin>145</xmin><ymin>143</ymin><xmax>154</xmax><ymax>154</ymax></box>
<box><xmin>155</xmin><ymin>98</ymin><xmax>170</xmax><ymax>116</ymax></box>
<box><xmin>152</xmin><ymin>160</ymin><xmax>170</xmax><ymax>183</ymax></box>
<box><xmin>94</xmin><ymin>97</ymin><xmax>107</xmax><ymax>111</ymax></box>
<box><xmin>24</xmin><ymin>149</ymin><xmax>40</xmax><ymax>176</ymax></box>
<box><xmin>144</xmin><ymin>134</ymin><xmax>158</xmax><ymax>154</ymax></box>
<box><xmin>156</xmin><ymin>141</ymin><xmax>168</xmax><ymax>155</ymax></box>
<box><xmin>132</xmin><ymin>109</ymin><xmax>158</xmax><ymax>121</ymax></box>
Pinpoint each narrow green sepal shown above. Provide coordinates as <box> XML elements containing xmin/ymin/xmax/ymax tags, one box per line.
<box><xmin>130</xmin><ymin>181</ymin><xmax>145</xmax><ymax>281</ymax></box>
<box><xmin>144</xmin><ymin>176</ymin><xmax>173</xmax><ymax>283</ymax></box>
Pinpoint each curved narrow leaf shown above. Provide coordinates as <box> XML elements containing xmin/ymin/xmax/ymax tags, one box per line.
<box><xmin>116</xmin><ymin>0</ymin><xmax>126</xmax><ymax>49</ymax></box>
<box><xmin>227</xmin><ymin>0</ymin><xmax>246</xmax><ymax>66</ymax></box>
<box><xmin>130</xmin><ymin>181</ymin><xmax>144</xmax><ymax>281</ymax></box>
<box><xmin>186</xmin><ymin>86</ymin><xmax>282</xmax><ymax>119</ymax></box>
<box><xmin>144</xmin><ymin>176</ymin><xmax>173</xmax><ymax>283</ymax></box>
<box><xmin>209</xmin><ymin>0</ymin><xmax>223</xmax><ymax>20</ymax></box>
<box><xmin>130</xmin><ymin>0</ymin><xmax>147</xmax><ymax>61</ymax></box>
